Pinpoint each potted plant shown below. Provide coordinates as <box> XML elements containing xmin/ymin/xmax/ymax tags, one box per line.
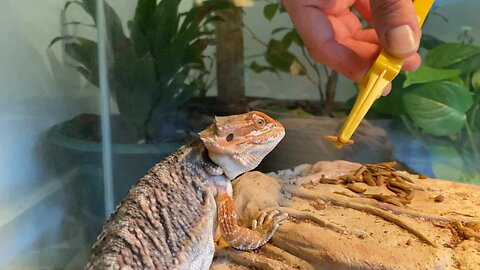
<box><xmin>40</xmin><ymin>0</ymin><xmax>228</xmax><ymax>230</ymax></box>
<box><xmin>246</xmin><ymin>2</ymin><xmax>340</xmax><ymax>117</ymax></box>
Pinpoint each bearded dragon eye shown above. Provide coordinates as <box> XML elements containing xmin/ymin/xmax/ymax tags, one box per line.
<box><xmin>256</xmin><ymin>118</ymin><xmax>265</xmax><ymax>127</ymax></box>
<box><xmin>226</xmin><ymin>133</ymin><xmax>234</xmax><ymax>142</ymax></box>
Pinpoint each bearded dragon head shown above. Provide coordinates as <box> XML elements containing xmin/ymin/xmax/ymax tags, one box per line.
<box><xmin>199</xmin><ymin>111</ymin><xmax>285</xmax><ymax>179</ymax></box>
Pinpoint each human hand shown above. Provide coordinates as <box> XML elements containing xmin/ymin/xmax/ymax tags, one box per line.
<box><xmin>282</xmin><ymin>0</ymin><xmax>422</xmax><ymax>94</ymax></box>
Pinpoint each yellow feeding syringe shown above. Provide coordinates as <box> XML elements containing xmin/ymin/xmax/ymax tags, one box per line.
<box><xmin>325</xmin><ymin>0</ymin><xmax>435</xmax><ymax>148</ymax></box>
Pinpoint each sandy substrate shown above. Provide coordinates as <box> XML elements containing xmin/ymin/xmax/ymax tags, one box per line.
<box><xmin>211</xmin><ymin>160</ymin><xmax>480</xmax><ymax>270</ymax></box>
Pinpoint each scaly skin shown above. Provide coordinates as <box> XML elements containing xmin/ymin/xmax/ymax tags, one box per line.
<box><xmin>85</xmin><ymin>111</ymin><xmax>287</xmax><ymax>270</ymax></box>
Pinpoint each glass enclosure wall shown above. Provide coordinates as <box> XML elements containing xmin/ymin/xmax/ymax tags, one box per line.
<box><xmin>0</xmin><ymin>0</ymin><xmax>478</xmax><ymax>269</ymax></box>
<box><xmin>1</xmin><ymin>1</ymin><xmax>101</xmax><ymax>269</ymax></box>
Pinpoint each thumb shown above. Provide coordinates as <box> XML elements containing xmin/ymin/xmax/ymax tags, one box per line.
<box><xmin>370</xmin><ymin>0</ymin><xmax>420</xmax><ymax>58</ymax></box>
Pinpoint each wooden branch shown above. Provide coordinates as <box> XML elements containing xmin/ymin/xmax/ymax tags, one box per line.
<box><xmin>285</xmin><ymin>185</ymin><xmax>438</xmax><ymax>247</ymax></box>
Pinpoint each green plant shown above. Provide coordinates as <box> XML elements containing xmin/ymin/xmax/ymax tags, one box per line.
<box><xmin>370</xmin><ymin>36</ymin><xmax>480</xmax><ymax>183</ymax></box>
<box><xmin>246</xmin><ymin>1</ymin><xmax>338</xmax><ymax>114</ymax></box>
<box><xmin>50</xmin><ymin>0</ymin><xmax>227</xmax><ymax>142</ymax></box>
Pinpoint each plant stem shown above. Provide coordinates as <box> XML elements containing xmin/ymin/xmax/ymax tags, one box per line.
<box><xmin>235</xmin><ymin>18</ymin><xmax>269</xmax><ymax>47</ymax></box>
<box><xmin>465</xmin><ymin>123</ymin><xmax>480</xmax><ymax>160</ymax></box>
<box><xmin>399</xmin><ymin>114</ymin><xmax>435</xmax><ymax>158</ymax></box>
<box><xmin>324</xmin><ymin>70</ymin><xmax>338</xmax><ymax>115</ymax></box>
<box><xmin>300</xmin><ymin>46</ymin><xmax>324</xmax><ymax>102</ymax></box>
<box><xmin>400</xmin><ymin>115</ymin><xmax>422</xmax><ymax>140</ymax></box>
<box><xmin>469</xmin><ymin>104</ymin><xmax>479</xmax><ymax>131</ymax></box>
<box><xmin>237</xmin><ymin>19</ymin><xmax>321</xmax><ymax>99</ymax></box>
<box><xmin>244</xmin><ymin>53</ymin><xmax>266</xmax><ymax>60</ymax></box>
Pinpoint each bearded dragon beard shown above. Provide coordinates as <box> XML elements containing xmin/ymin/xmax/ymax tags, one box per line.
<box><xmin>202</xmin><ymin>135</ymin><xmax>283</xmax><ymax>179</ymax></box>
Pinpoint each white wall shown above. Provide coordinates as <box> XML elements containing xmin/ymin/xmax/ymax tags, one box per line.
<box><xmin>242</xmin><ymin>3</ymin><xmax>357</xmax><ymax>102</ymax></box>
<box><xmin>425</xmin><ymin>0</ymin><xmax>480</xmax><ymax>45</ymax></box>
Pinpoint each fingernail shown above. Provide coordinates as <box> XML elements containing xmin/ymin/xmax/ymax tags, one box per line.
<box><xmin>385</xmin><ymin>25</ymin><xmax>417</xmax><ymax>56</ymax></box>
<box><xmin>381</xmin><ymin>83</ymin><xmax>392</xmax><ymax>96</ymax></box>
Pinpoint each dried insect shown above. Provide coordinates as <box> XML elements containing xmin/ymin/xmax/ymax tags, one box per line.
<box><xmin>405</xmin><ymin>190</ymin><xmax>414</xmax><ymax>200</ymax></box>
<box><xmin>324</xmin><ymin>135</ymin><xmax>354</xmax><ymax>145</ymax></box>
<box><xmin>388</xmin><ymin>178</ymin><xmax>413</xmax><ymax>192</ymax></box>
<box><xmin>375</xmin><ymin>175</ymin><xmax>385</xmax><ymax>186</ymax></box>
<box><xmin>354</xmin><ymin>165</ymin><xmax>367</xmax><ymax>178</ymax></box>
<box><xmin>365</xmin><ymin>193</ymin><xmax>404</xmax><ymax>207</ymax></box>
<box><xmin>319</xmin><ymin>176</ymin><xmax>342</xmax><ymax>185</ymax></box>
<box><xmin>386</xmin><ymin>183</ymin><xmax>406</xmax><ymax>195</ymax></box>
<box><xmin>434</xmin><ymin>195</ymin><xmax>444</xmax><ymax>203</ymax></box>
<box><xmin>346</xmin><ymin>183</ymin><xmax>366</xmax><ymax>193</ymax></box>
<box><xmin>363</xmin><ymin>172</ymin><xmax>376</xmax><ymax>186</ymax></box>
<box><xmin>418</xmin><ymin>174</ymin><xmax>429</xmax><ymax>179</ymax></box>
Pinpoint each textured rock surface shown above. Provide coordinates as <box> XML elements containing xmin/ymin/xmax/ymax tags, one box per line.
<box><xmin>212</xmin><ymin>160</ymin><xmax>480</xmax><ymax>270</ymax></box>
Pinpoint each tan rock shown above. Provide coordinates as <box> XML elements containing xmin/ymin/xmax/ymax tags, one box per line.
<box><xmin>212</xmin><ymin>160</ymin><xmax>480</xmax><ymax>270</ymax></box>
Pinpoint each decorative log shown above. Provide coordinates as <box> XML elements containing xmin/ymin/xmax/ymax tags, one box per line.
<box><xmin>215</xmin><ymin>5</ymin><xmax>246</xmax><ymax>114</ymax></box>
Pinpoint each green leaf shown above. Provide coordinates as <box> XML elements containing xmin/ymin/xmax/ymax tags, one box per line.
<box><xmin>427</xmin><ymin>139</ymin><xmax>465</xmax><ymax>180</ymax></box>
<box><xmin>280</xmin><ymin>29</ymin><xmax>303</xmax><ymax>47</ymax></box>
<box><xmin>281</xmin><ymin>30</ymin><xmax>296</xmax><ymax>49</ymax></box>
<box><xmin>263</xmin><ymin>3</ymin><xmax>278</xmax><ymax>21</ymax></box>
<box><xmin>404</xmin><ymin>65</ymin><xmax>459</xmax><ymax>87</ymax></box>
<box><xmin>64</xmin><ymin>1</ymin><xmax>83</xmax><ymax>12</ymax></box>
<box><xmin>472</xmin><ymin>70</ymin><xmax>480</xmax><ymax>91</ymax></box>
<box><xmin>272</xmin><ymin>27</ymin><xmax>289</xmax><ymax>35</ymax></box>
<box><xmin>148</xmin><ymin>0</ymin><xmax>182</xmax><ymax>58</ymax></box>
<box><xmin>104</xmin><ymin>1</ymin><xmax>129</xmax><ymax>48</ymax></box>
<box><xmin>370</xmin><ymin>87</ymin><xmax>407</xmax><ymax>116</ymax></box>
<box><xmin>129</xmin><ymin>21</ymin><xmax>149</xmax><ymax>57</ymax></box>
<box><xmin>460</xmin><ymin>172</ymin><xmax>480</xmax><ymax>185</ymax></box>
<box><xmin>265</xmin><ymin>40</ymin><xmax>292</xmax><ymax>72</ymax></box>
<box><xmin>133</xmin><ymin>0</ymin><xmax>157</xmax><ymax>34</ymax></box>
<box><xmin>403</xmin><ymin>81</ymin><xmax>473</xmax><ymax>136</ymax></box>
<box><xmin>447</xmin><ymin>76</ymin><xmax>465</xmax><ymax>87</ymax></box>
<box><xmin>80</xmin><ymin>0</ymin><xmax>96</xmax><ymax>19</ymax></box>
<box><xmin>426</xmin><ymin>43</ymin><xmax>480</xmax><ymax>68</ymax></box>
<box><xmin>467</xmin><ymin>102</ymin><xmax>480</xmax><ymax>132</ymax></box>
<box><xmin>265</xmin><ymin>39</ymin><xmax>305</xmax><ymax>75</ymax></box>
<box><xmin>73</xmin><ymin>0</ymin><xmax>128</xmax><ymax>56</ymax></box>
<box><xmin>369</xmin><ymin>73</ymin><xmax>408</xmax><ymax>116</ymax></box>
<box><xmin>74</xmin><ymin>66</ymin><xmax>98</xmax><ymax>85</ymax></box>
<box><xmin>113</xmin><ymin>53</ymin><xmax>159</xmax><ymax>129</ymax></box>
<box><xmin>64</xmin><ymin>37</ymin><xmax>98</xmax><ymax>73</ymax></box>
<box><xmin>250</xmin><ymin>61</ymin><xmax>277</xmax><ymax>74</ymax></box>
<box><xmin>48</xmin><ymin>35</ymin><xmax>74</xmax><ymax>48</ymax></box>
<box><xmin>420</xmin><ymin>34</ymin><xmax>445</xmax><ymax>50</ymax></box>
<box><xmin>292</xmin><ymin>31</ymin><xmax>304</xmax><ymax>47</ymax></box>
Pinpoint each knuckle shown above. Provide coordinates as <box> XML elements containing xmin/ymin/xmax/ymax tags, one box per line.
<box><xmin>307</xmin><ymin>48</ymin><xmax>325</xmax><ymax>64</ymax></box>
<box><xmin>371</xmin><ymin>0</ymin><xmax>405</xmax><ymax>17</ymax></box>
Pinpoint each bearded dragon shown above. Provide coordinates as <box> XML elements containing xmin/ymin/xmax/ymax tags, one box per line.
<box><xmin>85</xmin><ymin>111</ymin><xmax>287</xmax><ymax>270</ymax></box>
